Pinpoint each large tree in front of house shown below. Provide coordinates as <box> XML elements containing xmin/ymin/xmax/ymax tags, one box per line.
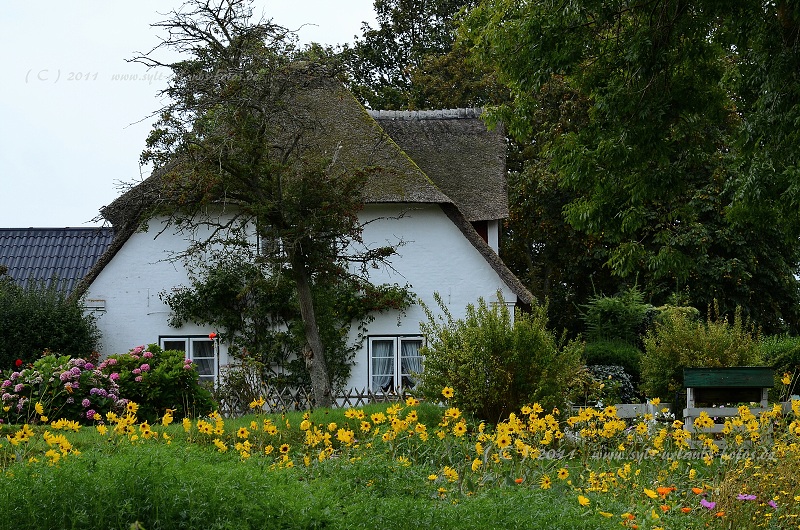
<box><xmin>132</xmin><ymin>0</ymin><xmax>402</xmax><ymax>406</ymax></box>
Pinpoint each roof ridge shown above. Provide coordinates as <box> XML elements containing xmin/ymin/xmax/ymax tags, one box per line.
<box><xmin>367</xmin><ymin>108</ymin><xmax>483</xmax><ymax>120</ymax></box>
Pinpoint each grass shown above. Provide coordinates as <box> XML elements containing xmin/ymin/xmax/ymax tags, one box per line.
<box><xmin>1</xmin><ymin>396</ymin><xmax>799</xmax><ymax>529</ymax></box>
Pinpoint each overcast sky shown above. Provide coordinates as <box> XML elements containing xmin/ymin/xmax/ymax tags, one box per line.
<box><xmin>0</xmin><ymin>2</ymin><xmax>377</xmax><ymax>228</ymax></box>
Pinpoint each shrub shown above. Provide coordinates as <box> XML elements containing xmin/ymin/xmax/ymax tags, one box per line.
<box><xmin>581</xmin><ymin>286</ymin><xmax>654</xmax><ymax>345</ymax></box>
<box><xmin>99</xmin><ymin>345</ymin><xmax>216</xmax><ymax>422</ymax></box>
<box><xmin>0</xmin><ymin>354</ymin><xmax>124</xmax><ymax>424</ymax></box>
<box><xmin>640</xmin><ymin>304</ymin><xmax>761</xmax><ymax>400</ymax></box>
<box><xmin>0</xmin><ymin>276</ymin><xmax>100</xmax><ymax>369</ymax></box>
<box><xmin>417</xmin><ymin>293</ymin><xmax>583</xmax><ymax>422</ymax></box>
<box><xmin>583</xmin><ymin>339</ymin><xmax>643</xmax><ymax>383</ymax></box>
<box><xmin>760</xmin><ymin>334</ymin><xmax>800</xmax><ymax>399</ymax></box>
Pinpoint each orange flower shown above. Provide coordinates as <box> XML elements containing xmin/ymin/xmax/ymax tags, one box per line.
<box><xmin>715</xmin><ymin>511</ymin><xmax>725</xmax><ymax>517</ymax></box>
<box><xmin>659</xmin><ymin>505</ymin><xmax>670</xmax><ymax>512</ymax></box>
<box><xmin>657</xmin><ymin>486</ymin><xmax>674</xmax><ymax>497</ymax></box>
<box><xmin>515</xmin><ymin>477</ymin><xmax>524</xmax><ymax>484</ymax></box>
<box><xmin>691</xmin><ymin>487</ymin><xmax>704</xmax><ymax>495</ymax></box>
<box><xmin>681</xmin><ymin>507</ymin><xmax>692</xmax><ymax>514</ymax></box>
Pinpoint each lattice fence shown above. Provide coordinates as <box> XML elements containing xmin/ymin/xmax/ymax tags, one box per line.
<box><xmin>216</xmin><ymin>387</ymin><xmax>411</xmax><ymax>417</ymax></box>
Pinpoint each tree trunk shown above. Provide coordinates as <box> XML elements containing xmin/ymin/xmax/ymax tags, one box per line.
<box><xmin>289</xmin><ymin>252</ymin><xmax>333</xmax><ymax>408</ymax></box>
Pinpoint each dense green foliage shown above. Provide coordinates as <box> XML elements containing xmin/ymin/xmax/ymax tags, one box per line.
<box><xmin>583</xmin><ymin>340</ymin><xmax>643</xmax><ymax>385</ymax></box>
<box><xmin>641</xmin><ymin>306</ymin><xmax>762</xmax><ymax>400</ymax></box>
<box><xmin>100</xmin><ymin>345</ymin><xmax>216</xmax><ymax>422</ymax></box>
<box><xmin>418</xmin><ymin>293</ymin><xmax>583</xmax><ymax>421</ymax></box>
<box><xmin>340</xmin><ymin>0</ymin><xmax>479</xmax><ymax>109</ymax></box>
<box><xmin>0</xmin><ymin>274</ymin><xmax>99</xmax><ymax>369</ymax></box>
<box><xmin>458</xmin><ymin>0</ymin><xmax>800</xmax><ymax>334</ymax></box>
<box><xmin>581</xmin><ymin>286</ymin><xmax>653</xmax><ymax>346</ymax></box>
<box><xmin>0</xmin><ymin>438</ymin><xmax>607</xmax><ymax>530</ymax></box>
<box><xmin>760</xmin><ymin>334</ymin><xmax>800</xmax><ymax>399</ymax></box>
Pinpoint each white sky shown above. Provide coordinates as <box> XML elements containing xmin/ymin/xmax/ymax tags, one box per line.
<box><xmin>0</xmin><ymin>2</ymin><xmax>377</xmax><ymax>227</ymax></box>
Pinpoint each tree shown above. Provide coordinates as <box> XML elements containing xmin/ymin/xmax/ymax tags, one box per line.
<box><xmin>340</xmin><ymin>0</ymin><xmax>485</xmax><ymax>109</ymax></box>
<box><xmin>161</xmin><ymin>248</ymin><xmax>412</xmax><ymax>391</ymax></box>
<box><xmin>461</xmin><ymin>0</ymin><xmax>800</xmax><ymax>333</ymax></box>
<box><xmin>132</xmin><ymin>0</ymin><xmax>404</xmax><ymax>406</ymax></box>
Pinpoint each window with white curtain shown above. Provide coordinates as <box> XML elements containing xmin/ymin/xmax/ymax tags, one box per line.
<box><xmin>369</xmin><ymin>336</ymin><xmax>424</xmax><ymax>392</ymax></box>
<box><xmin>160</xmin><ymin>336</ymin><xmax>217</xmax><ymax>386</ymax></box>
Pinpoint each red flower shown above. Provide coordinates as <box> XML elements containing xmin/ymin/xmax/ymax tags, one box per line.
<box><xmin>14</xmin><ymin>359</ymin><xmax>23</xmax><ymax>368</ymax></box>
<box><xmin>208</xmin><ymin>332</ymin><xmax>217</xmax><ymax>340</ymax></box>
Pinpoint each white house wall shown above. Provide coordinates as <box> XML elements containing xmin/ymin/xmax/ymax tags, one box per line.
<box><xmin>346</xmin><ymin>203</ymin><xmax>516</xmax><ymax>390</ymax></box>
<box><xmin>86</xmin><ymin>203</ymin><xmax>517</xmax><ymax>392</ymax></box>
<box><xmin>86</xmin><ymin>218</ymin><xmax>230</xmax><ymax>360</ymax></box>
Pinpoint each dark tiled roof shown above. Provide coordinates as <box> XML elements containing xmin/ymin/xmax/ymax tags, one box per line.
<box><xmin>0</xmin><ymin>228</ymin><xmax>114</xmax><ymax>294</ymax></box>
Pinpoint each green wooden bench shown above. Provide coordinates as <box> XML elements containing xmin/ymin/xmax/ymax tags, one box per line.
<box><xmin>683</xmin><ymin>367</ymin><xmax>774</xmax><ymax>435</ymax></box>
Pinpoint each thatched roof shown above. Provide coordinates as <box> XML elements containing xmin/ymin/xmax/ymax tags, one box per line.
<box><xmin>101</xmin><ymin>78</ymin><xmax>451</xmax><ymax>230</ymax></box>
<box><xmin>87</xmin><ymin>75</ymin><xmax>532</xmax><ymax>305</ymax></box>
<box><xmin>368</xmin><ymin>109</ymin><xmax>508</xmax><ymax>222</ymax></box>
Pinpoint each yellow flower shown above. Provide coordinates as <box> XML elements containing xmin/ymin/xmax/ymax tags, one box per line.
<box><xmin>444</xmin><ymin>407</ymin><xmax>461</xmax><ymax>420</ymax></box>
<box><xmin>557</xmin><ymin>468</ymin><xmax>569</xmax><ymax>480</ymax></box>
<box><xmin>34</xmin><ymin>402</ymin><xmax>44</xmax><ymax>415</ymax></box>
<box><xmin>578</xmin><ymin>495</ymin><xmax>590</xmax><ymax>507</ymax></box>
<box><xmin>441</xmin><ymin>386</ymin><xmax>454</xmax><ymax>399</ymax></box>
<box><xmin>496</xmin><ymin>434</ymin><xmax>512</xmax><ymax>449</ymax></box>
<box><xmin>644</xmin><ymin>488</ymin><xmax>658</xmax><ymax>499</ymax></box>
<box><xmin>598</xmin><ymin>511</ymin><xmax>613</xmax><ymax>518</ymax></box>
<box><xmin>471</xmin><ymin>458</ymin><xmax>482</xmax><ymax>472</ymax></box>
<box><xmin>782</xmin><ymin>373</ymin><xmax>792</xmax><ymax>385</ymax></box>
<box><xmin>540</xmin><ymin>475</ymin><xmax>552</xmax><ymax>490</ymax></box>
<box><xmin>650</xmin><ymin>397</ymin><xmax>661</xmax><ymax>406</ymax></box>
<box><xmin>452</xmin><ymin>421</ymin><xmax>467</xmax><ymax>437</ymax></box>
<box><xmin>442</xmin><ymin>466</ymin><xmax>459</xmax><ymax>482</ymax></box>
<box><xmin>237</xmin><ymin>427</ymin><xmax>250</xmax><ymax>439</ymax></box>
<box><xmin>405</xmin><ymin>396</ymin><xmax>419</xmax><ymax>407</ymax></box>
<box><xmin>126</xmin><ymin>401</ymin><xmax>139</xmax><ymax>414</ymax></box>
<box><xmin>428</xmin><ymin>474</ymin><xmax>438</xmax><ymax>481</ymax></box>
<box><xmin>279</xmin><ymin>443</ymin><xmax>290</xmax><ymax>454</ymax></box>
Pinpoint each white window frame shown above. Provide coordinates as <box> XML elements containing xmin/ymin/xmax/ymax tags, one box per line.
<box><xmin>159</xmin><ymin>336</ymin><xmax>217</xmax><ymax>386</ymax></box>
<box><xmin>368</xmin><ymin>336</ymin><xmax>424</xmax><ymax>393</ymax></box>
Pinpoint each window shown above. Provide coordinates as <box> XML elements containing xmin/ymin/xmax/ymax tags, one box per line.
<box><xmin>369</xmin><ymin>336</ymin><xmax>424</xmax><ymax>392</ymax></box>
<box><xmin>160</xmin><ymin>336</ymin><xmax>217</xmax><ymax>386</ymax></box>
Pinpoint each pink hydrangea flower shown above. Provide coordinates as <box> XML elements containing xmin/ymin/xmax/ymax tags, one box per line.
<box><xmin>140</xmin><ymin>364</ymin><xmax>150</xmax><ymax>372</ymax></box>
<box><xmin>132</xmin><ymin>369</ymin><xmax>141</xmax><ymax>375</ymax></box>
<box><xmin>135</xmin><ymin>376</ymin><xmax>143</xmax><ymax>382</ymax></box>
<box><xmin>109</xmin><ymin>373</ymin><xmax>120</xmax><ymax>381</ymax></box>
<box><xmin>143</xmin><ymin>351</ymin><xmax>153</xmax><ymax>359</ymax></box>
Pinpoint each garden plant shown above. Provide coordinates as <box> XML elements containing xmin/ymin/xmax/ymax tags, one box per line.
<box><xmin>1</xmin><ymin>376</ymin><xmax>799</xmax><ymax>529</ymax></box>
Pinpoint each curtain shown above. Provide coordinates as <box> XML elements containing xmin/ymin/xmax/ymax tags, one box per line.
<box><xmin>400</xmin><ymin>339</ymin><xmax>423</xmax><ymax>389</ymax></box>
<box><xmin>371</xmin><ymin>340</ymin><xmax>394</xmax><ymax>391</ymax></box>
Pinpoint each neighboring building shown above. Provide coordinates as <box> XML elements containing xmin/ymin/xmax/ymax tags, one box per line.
<box><xmin>0</xmin><ymin>228</ymin><xmax>114</xmax><ymax>295</ymax></box>
<box><xmin>5</xmin><ymin>82</ymin><xmax>532</xmax><ymax>393</ymax></box>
